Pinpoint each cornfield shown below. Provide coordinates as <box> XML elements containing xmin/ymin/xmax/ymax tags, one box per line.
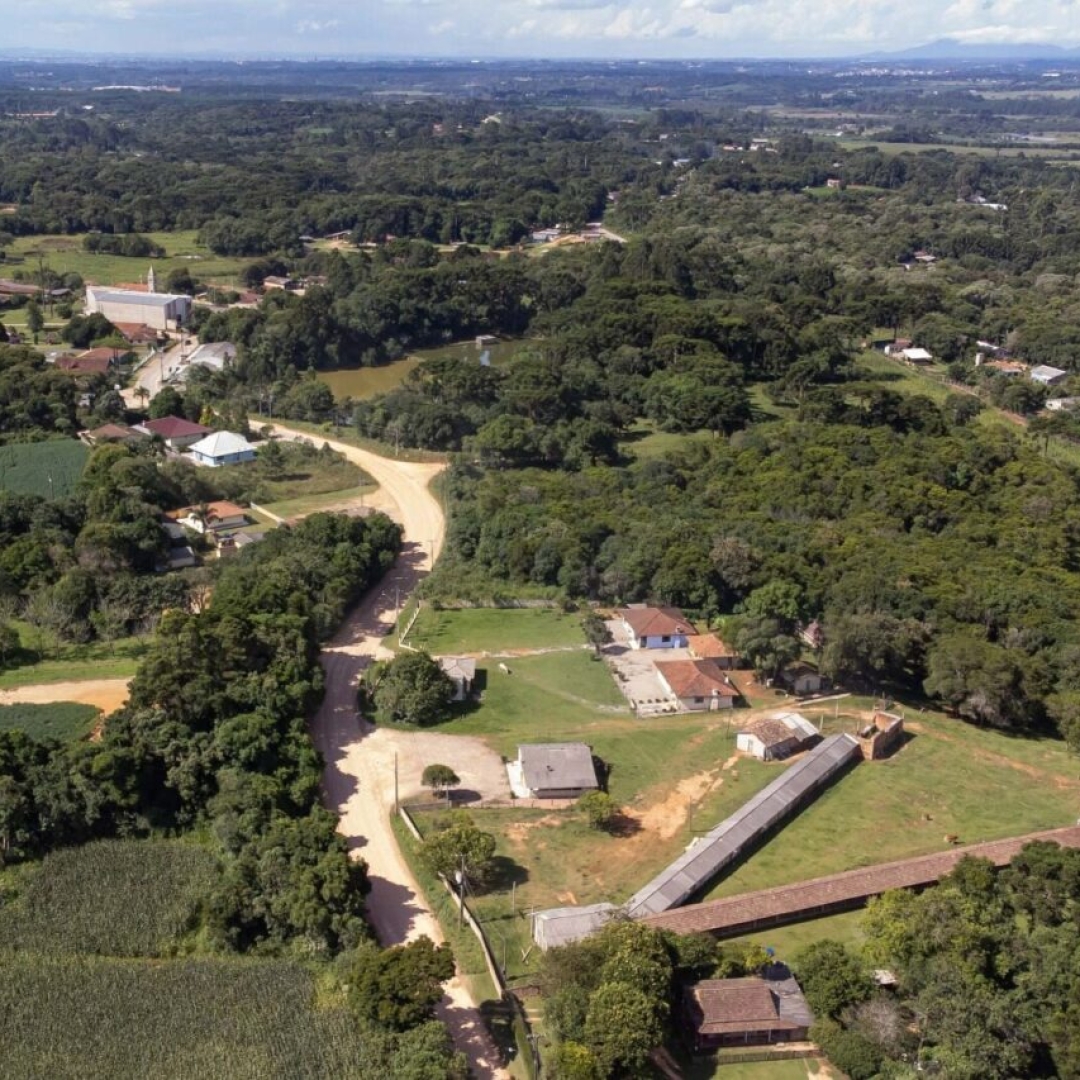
<box><xmin>0</xmin><ymin>956</ymin><xmax>379</xmax><ymax>1080</ymax></box>
<box><xmin>0</xmin><ymin>840</ymin><xmax>219</xmax><ymax>957</ymax></box>
<box><xmin>0</xmin><ymin>440</ymin><xmax>89</xmax><ymax>500</ymax></box>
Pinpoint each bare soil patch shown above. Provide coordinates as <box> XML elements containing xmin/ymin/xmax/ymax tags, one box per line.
<box><xmin>0</xmin><ymin>678</ymin><xmax>130</xmax><ymax>714</ymax></box>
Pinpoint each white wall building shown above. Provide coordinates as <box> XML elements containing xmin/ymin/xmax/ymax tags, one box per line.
<box><xmin>85</xmin><ymin>287</ymin><xmax>191</xmax><ymax>331</ymax></box>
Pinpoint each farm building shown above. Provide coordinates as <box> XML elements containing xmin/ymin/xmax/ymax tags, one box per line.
<box><xmin>655</xmin><ymin>658</ymin><xmax>738</xmax><ymax>711</ymax></box>
<box><xmin>507</xmin><ymin>743</ymin><xmax>599</xmax><ymax>800</ymax></box>
<box><xmin>618</xmin><ymin>604</ymin><xmax>697</xmax><ymax>649</ymax></box>
<box><xmin>532</xmin><ymin>903</ymin><xmax>617</xmax><ymax>950</ymax></box>
<box><xmin>134</xmin><ymin>415</ymin><xmax>211</xmax><ymax>450</ymax></box>
<box><xmin>187</xmin><ymin>430</ymin><xmax>257</xmax><ymax>467</ymax></box>
<box><xmin>777</xmin><ymin>662</ymin><xmax>825</xmax><ymax>696</ymax></box>
<box><xmin>624</xmin><ymin>734</ymin><xmax>861</xmax><ymax>918</ymax></box>
<box><xmin>856</xmin><ymin>711</ymin><xmax>905</xmax><ymax>760</ymax></box>
<box><xmin>437</xmin><ymin>656</ymin><xmax>476</xmax><ymax>702</ymax></box>
<box><xmin>1031</xmin><ymin>364</ymin><xmax>1069</xmax><ymax>387</ymax></box>
<box><xmin>85</xmin><ymin>286</ymin><xmax>192</xmax><ymax>331</ymax></box>
<box><xmin>736</xmin><ymin>712</ymin><xmax>819</xmax><ymax>760</ymax></box>
<box><xmin>687</xmin><ymin>633</ymin><xmax>740</xmax><ymax>669</ymax></box>
<box><xmin>682</xmin><ymin>974</ymin><xmax>814</xmax><ymax>1051</ymax></box>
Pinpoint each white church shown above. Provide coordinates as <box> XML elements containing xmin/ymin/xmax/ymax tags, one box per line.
<box><xmin>84</xmin><ymin>265</ymin><xmax>192</xmax><ymax>331</ymax></box>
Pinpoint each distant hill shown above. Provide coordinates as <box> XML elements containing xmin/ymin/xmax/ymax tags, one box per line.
<box><xmin>872</xmin><ymin>38</ymin><xmax>1078</xmax><ymax>61</ymax></box>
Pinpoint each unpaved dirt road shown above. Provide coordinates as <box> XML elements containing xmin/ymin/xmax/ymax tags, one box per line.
<box><xmin>269</xmin><ymin>424</ymin><xmax>509</xmax><ymax>1080</ymax></box>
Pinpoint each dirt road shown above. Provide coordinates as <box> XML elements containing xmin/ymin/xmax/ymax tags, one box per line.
<box><xmin>268</xmin><ymin>424</ymin><xmax>509</xmax><ymax>1080</ymax></box>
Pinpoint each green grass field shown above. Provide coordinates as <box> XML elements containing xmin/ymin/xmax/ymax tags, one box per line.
<box><xmin>3</xmin><ymin>230</ymin><xmax>250</xmax><ymax>289</ymax></box>
<box><xmin>0</xmin><ymin>625</ymin><xmax>148</xmax><ymax>689</ymax></box>
<box><xmin>0</xmin><ymin>840</ymin><xmax>220</xmax><ymax>957</ymax></box>
<box><xmin>405</xmin><ymin>606</ymin><xmax>589</xmax><ymax>655</ymax></box>
<box><xmin>685</xmin><ymin>1058</ymin><xmax>838</xmax><ymax>1080</ymax></box>
<box><xmin>261</xmin><ymin>483</ymin><xmax>375</xmax><ymax>519</ymax></box>
<box><xmin>0</xmin><ymin>440</ymin><xmax>90</xmax><ymax>499</ymax></box>
<box><xmin>0</xmin><ymin>701</ymin><xmax>99</xmax><ymax>740</ymax></box>
<box><xmin>705</xmin><ymin>705</ymin><xmax>1080</xmax><ymax>903</ymax></box>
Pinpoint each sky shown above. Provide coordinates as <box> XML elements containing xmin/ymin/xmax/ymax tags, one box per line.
<box><xmin>5</xmin><ymin>0</ymin><xmax>1080</xmax><ymax>59</ymax></box>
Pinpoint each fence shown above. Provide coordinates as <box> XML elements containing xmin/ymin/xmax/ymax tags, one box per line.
<box><xmin>399</xmin><ymin>805</ymin><xmax>541</xmax><ymax>1079</ymax></box>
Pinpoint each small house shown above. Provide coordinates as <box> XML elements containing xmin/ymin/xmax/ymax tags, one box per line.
<box><xmin>508</xmin><ymin>743</ymin><xmax>599</xmax><ymax>799</ymax></box>
<box><xmin>438</xmin><ymin>656</ymin><xmax>477</xmax><ymax>702</ymax></box>
<box><xmin>619</xmin><ymin>604</ymin><xmax>697</xmax><ymax>649</ymax></box>
<box><xmin>883</xmin><ymin>338</ymin><xmax>912</xmax><ymax>356</ymax></box>
<box><xmin>166</xmin><ymin>500</ymin><xmax>249</xmax><ymax>535</ymax></box>
<box><xmin>736</xmin><ymin>712</ymin><xmax>819</xmax><ymax>761</ymax></box>
<box><xmin>80</xmin><ymin>423</ymin><xmax>145</xmax><ymax>446</ymax></box>
<box><xmin>778</xmin><ymin>662</ymin><xmax>825</xmax><ymax>696</ymax></box>
<box><xmin>187</xmin><ymin>430</ymin><xmax>257</xmax><ymax>467</ymax></box>
<box><xmin>687</xmin><ymin>633</ymin><xmax>740</xmax><ymax>670</ymax></box>
<box><xmin>798</xmin><ymin>620</ymin><xmax>825</xmax><ymax>650</ymax></box>
<box><xmin>135</xmin><ymin>415</ymin><xmax>212</xmax><ymax>450</ymax></box>
<box><xmin>1030</xmin><ymin>364</ymin><xmax>1069</xmax><ymax>387</ymax></box>
<box><xmin>682</xmin><ymin>975</ymin><xmax>814</xmax><ymax>1052</ymax></box>
<box><xmin>900</xmin><ymin>347</ymin><xmax>933</xmax><ymax>365</ymax></box>
<box><xmin>655</xmin><ymin>658</ymin><xmax>739</xmax><ymax>712</ymax></box>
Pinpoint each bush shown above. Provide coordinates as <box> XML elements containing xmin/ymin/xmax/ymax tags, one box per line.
<box><xmin>578</xmin><ymin>791</ymin><xmax>617</xmax><ymax>831</ymax></box>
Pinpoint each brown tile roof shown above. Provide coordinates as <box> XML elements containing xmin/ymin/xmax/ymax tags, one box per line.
<box><xmin>655</xmin><ymin>658</ymin><xmax>738</xmax><ymax>699</ymax></box>
<box><xmin>619</xmin><ymin>605</ymin><xmax>697</xmax><ymax>638</ymax></box>
<box><xmin>740</xmin><ymin>717</ymin><xmax>799</xmax><ymax>749</ymax></box>
<box><xmin>55</xmin><ymin>354</ymin><xmax>110</xmax><ymax>374</ymax></box>
<box><xmin>688</xmin><ymin>633</ymin><xmax>737</xmax><ymax>659</ymax></box>
<box><xmin>84</xmin><ymin>423</ymin><xmax>143</xmax><ymax>442</ymax></box>
<box><xmin>139</xmin><ymin>416</ymin><xmax>211</xmax><ymax>440</ymax></box>
<box><xmin>687</xmin><ymin>980</ymin><xmax>804</xmax><ymax>1036</ymax></box>
<box><xmin>644</xmin><ymin>825</ymin><xmax>1080</xmax><ymax>937</ymax></box>
<box><xmin>112</xmin><ymin>322</ymin><xmax>160</xmax><ymax>344</ymax></box>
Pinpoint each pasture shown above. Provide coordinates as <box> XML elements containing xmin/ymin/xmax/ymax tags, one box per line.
<box><xmin>405</xmin><ymin>605</ymin><xmax>589</xmax><ymax>655</ymax></box>
<box><xmin>0</xmin><ymin>701</ymin><xmax>99</xmax><ymax>741</ymax></box>
<box><xmin>0</xmin><ymin>624</ymin><xmax>149</xmax><ymax>689</ymax></box>
<box><xmin>0</xmin><ymin>439</ymin><xmax>89</xmax><ymax>499</ymax></box>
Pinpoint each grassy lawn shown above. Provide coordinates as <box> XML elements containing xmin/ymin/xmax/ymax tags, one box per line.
<box><xmin>3</xmin><ymin>230</ymin><xmax>250</xmax><ymax>289</ymax></box>
<box><xmin>0</xmin><ymin>701</ymin><xmax>99</xmax><ymax>741</ymax></box>
<box><xmin>704</xmin><ymin>702</ymin><xmax>1080</xmax><ymax>903</ymax></box>
<box><xmin>0</xmin><ymin>440</ymin><xmax>90</xmax><ymax>500</ymax></box>
<box><xmin>730</xmin><ymin>910</ymin><xmax>867</xmax><ymax>960</ymax></box>
<box><xmin>684</xmin><ymin>1059</ymin><xmax>837</xmax><ymax>1080</ymax></box>
<box><xmin>406</xmin><ymin>606</ymin><xmax>589</xmax><ymax>655</ymax></box>
<box><xmin>0</xmin><ymin>625</ymin><xmax>149</xmax><ymax>689</ymax></box>
<box><xmin>261</xmin><ymin>483</ymin><xmax>375</xmax><ymax>519</ymax></box>
<box><xmin>618</xmin><ymin>421</ymin><xmax>715</xmax><ymax>460</ymax></box>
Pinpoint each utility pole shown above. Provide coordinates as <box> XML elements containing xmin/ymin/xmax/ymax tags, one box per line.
<box><xmin>457</xmin><ymin>855</ymin><xmax>466</xmax><ymax>928</ymax></box>
<box><xmin>394</xmin><ymin>752</ymin><xmax>399</xmax><ymax>814</ymax></box>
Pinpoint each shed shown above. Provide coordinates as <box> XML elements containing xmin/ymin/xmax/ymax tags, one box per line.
<box><xmin>438</xmin><ymin>656</ymin><xmax>477</xmax><ymax>702</ymax></box>
<box><xmin>736</xmin><ymin>712</ymin><xmax>819</xmax><ymax>761</ymax></box>
<box><xmin>1031</xmin><ymin>364</ymin><xmax>1069</xmax><ymax>387</ymax></box>
<box><xmin>778</xmin><ymin>662</ymin><xmax>825</xmax><ymax>696</ymax></box>
<box><xmin>509</xmin><ymin>743</ymin><xmax>599</xmax><ymax>799</ymax></box>
<box><xmin>531</xmin><ymin>903</ymin><xmax>617</xmax><ymax>950</ymax></box>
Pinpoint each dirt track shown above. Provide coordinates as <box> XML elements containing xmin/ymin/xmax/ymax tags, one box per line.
<box><xmin>0</xmin><ymin>678</ymin><xmax>130</xmax><ymax>713</ymax></box>
<box><xmin>269</xmin><ymin>424</ymin><xmax>509</xmax><ymax>1080</ymax></box>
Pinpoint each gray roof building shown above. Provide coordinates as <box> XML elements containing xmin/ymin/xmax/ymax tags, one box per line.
<box><xmin>624</xmin><ymin>733</ymin><xmax>861</xmax><ymax>918</ymax></box>
<box><xmin>532</xmin><ymin>903</ymin><xmax>617</xmax><ymax>950</ymax></box>
<box><xmin>518</xmin><ymin>743</ymin><xmax>599</xmax><ymax>798</ymax></box>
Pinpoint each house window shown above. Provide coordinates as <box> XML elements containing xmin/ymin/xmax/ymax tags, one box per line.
<box><xmin>694</xmin><ymin>696</ymin><xmax>703</xmax><ymax>704</ymax></box>
<box><xmin>661</xmin><ymin>635</ymin><xmax>671</xmax><ymax>643</ymax></box>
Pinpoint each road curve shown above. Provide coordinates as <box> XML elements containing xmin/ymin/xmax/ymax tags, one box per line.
<box><xmin>267</xmin><ymin>424</ymin><xmax>509</xmax><ymax>1080</ymax></box>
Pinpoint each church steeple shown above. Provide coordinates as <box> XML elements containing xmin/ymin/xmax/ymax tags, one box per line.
<box><xmin>147</xmin><ymin>265</ymin><xmax>156</xmax><ymax>293</ymax></box>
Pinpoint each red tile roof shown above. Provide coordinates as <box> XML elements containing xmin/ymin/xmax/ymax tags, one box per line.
<box><xmin>655</xmin><ymin>658</ymin><xmax>738</xmax><ymax>699</ymax></box>
<box><xmin>55</xmin><ymin>355</ymin><xmax>110</xmax><ymax>375</ymax></box>
<box><xmin>619</xmin><ymin>605</ymin><xmax>697</xmax><ymax>639</ymax></box>
<box><xmin>140</xmin><ymin>416</ymin><xmax>212</xmax><ymax>440</ymax></box>
<box><xmin>688</xmin><ymin>633</ymin><xmax>737</xmax><ymax>660</ymax></box>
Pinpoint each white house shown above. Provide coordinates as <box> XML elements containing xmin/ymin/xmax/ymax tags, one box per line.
<box><xmin>619</xmin><ymin>605</ymin><xmax>698</xmax><ymax>649</ymax></box>
<box><xmin>899</xmin><ymin>347</ymin><xmax>933</xmax><ymax>365</ymax></box>
<box><xmin>1030</xmin><ymin>364</ymin><xmax>1069</xmax><ymax>387</ymax></box>
<box><xmin>85</xmin><ymin>286</ymin><xmax>191</xmax><ymax>331</ymax></box>
<box><xmin>736</xmin><ymin>712</ymin><xmax>819</xmax><ymax>761</ymax></box>
<box><xmin>187</xmin><ymin>431</ymin><xmax>257</xmax><ymax>468</ymax></box>
<box><xmin>654</xmin><ymin>658</ymin><xmax>739</xmax><ymax>712</ymax></box>
<box><xmin>778</xmin><ymin>663</ymin><xmax>826</xmax><ymax>696</ymax></box>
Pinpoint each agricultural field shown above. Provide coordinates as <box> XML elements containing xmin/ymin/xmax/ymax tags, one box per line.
<box><xmin>0</xmin><ymin>439</ymin><xmax>90</xmax><ymax>499</ymax></box>
<box><xmin>2</xmin><ymin>230</ymin><xmax>251</xmax><ymax>290</ymax></box>
<box><xmin>0</xmin><ymin>840</ymin><xmax>219</xmax><ymax>957</ymax></box>
<box><xmin>0</xmin><ymin>701</ymin><xmax>99</xmax><ymax>741</ymax></box>
<box><xmin>0</xmin><ymin>956</ymin><xmax>377</xmax><ymax>1080</ymax></box>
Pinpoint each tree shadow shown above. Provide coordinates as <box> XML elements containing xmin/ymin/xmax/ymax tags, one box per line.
<box><xmin>484</xmin><ymin>855</ymin><xmax>529</xmax><ymax>892</ymax></box>
<box><xmin>607</xmin><ymin>811</ymin><xmax>643</xmax><ymax>838</ymax></box>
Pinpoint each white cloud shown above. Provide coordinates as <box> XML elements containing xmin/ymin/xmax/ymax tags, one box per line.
<box><xmin>5</xmin><ymin>0</ymin><xmax>1080</xmax><ymax>56</ymax></box>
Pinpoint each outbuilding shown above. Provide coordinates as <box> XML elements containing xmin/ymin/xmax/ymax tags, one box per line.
<box><xmin>736</xmin><ymin>712</ymin><xmax>819</xmax><ymax>761</ymax></box>
<box><xmin>437</xmin><ymin>656</ymin><xmax>477</xmax><ymax>702</ymax></box>
<box><xmin>683</xmin><ymin>974</ymin><xmax>814</xmax><ymax>1051</ymax></box>
<box><xmin>508</xmin><ymin>743</ymin><xmax>599</xmax><ymax>799</ymax></box>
